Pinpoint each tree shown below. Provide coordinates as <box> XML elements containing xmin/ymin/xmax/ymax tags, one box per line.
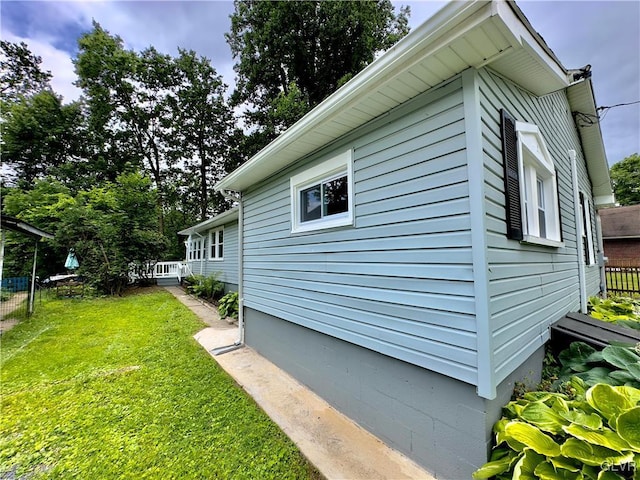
<box><xmin>55</xmin><ymin>173</ymin><xmax>168</xmax><ymax>295</ymax></box>
<box><xmin>0</xmin><ymin>40</ymin><xmax>52</xmax><ymax>104</ymax></box>
<box><xmin>610</xmin><ymin>153</ymin><xmax>640</xmax><ymax>206</ymax></box>
<box><xmin>1</xmin><ymin>90</ymin><xmax>85</xmax><ymax>188</ymax></box>
<box><xmin>226</xmin><ymin>0</ymin><xmax>410</xmax><ymax>153</ymax></box>
<box><xmin>171</xmin><ymin>49</ymin><xmax>239</xmax><ymax>221</ymax></box>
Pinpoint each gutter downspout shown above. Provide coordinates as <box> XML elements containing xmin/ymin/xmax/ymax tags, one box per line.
<box><xmin>212</xmin><ymin>191</ymin><xmax>244</xmax><ymax>355</ymax></box>
<box><xmin>570</xmin><ymin>150</ymin><xmax>588</xmax><ymax>312</ymax></box>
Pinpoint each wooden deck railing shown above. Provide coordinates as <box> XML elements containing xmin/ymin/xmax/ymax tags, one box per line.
<box><xmin>129</xmin><ymin>261</ymin><xmax>189</xmax><ymax>282</ymax></box>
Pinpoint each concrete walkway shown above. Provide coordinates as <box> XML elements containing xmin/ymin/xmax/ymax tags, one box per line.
<box><xmin>165</xmin><ymin>286</ymin><xmax>434</xmax><ymax>480</ymax></box>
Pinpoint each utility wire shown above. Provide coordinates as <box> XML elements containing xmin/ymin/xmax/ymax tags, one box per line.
<box><xmin>596</xmin><ymin>100</ymin><xmax>640</xmax><ymax>111</ymax></box>
<box><xmin>573</xmin><ymin>100</ymin><xmax>639</xmax><ymax>127</ymax></box>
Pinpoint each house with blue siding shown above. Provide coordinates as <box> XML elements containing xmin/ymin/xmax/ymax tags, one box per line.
<box><xmin>178</xmin><ymin>208</ymin><xmax>239</xmax><ymax>292</ymax></box>
<box><xmin>214</xmin><ymin>1</ymin><xmax>614</xmax><ymax>477</ymax></box>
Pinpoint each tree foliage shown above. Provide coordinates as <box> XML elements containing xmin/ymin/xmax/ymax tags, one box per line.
<box><xmin>226</xmin><ymin>0</ymin><xmax>410</xmax><ymax>153</ymax></box>
<box><xmin>54</xmin><ymin>173</ymin><xmax>168</xmax><ymax>295</ymax></box>
<box><xmin>610</xmin><ymin>153</ymin><xmax>640</xmax><ymax>206</ymax></box>
<box><xmin>0</xmin><ymin>40</ymin><xmax>52</xmax><ymax>104</ymax></box>
<box><xmin>1</xmin><ymin>90</ymin><xmax>86</xmax><ymax>188</ymax></box>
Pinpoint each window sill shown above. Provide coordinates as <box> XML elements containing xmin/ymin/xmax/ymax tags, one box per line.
<box><xmin>208</xmin><ymin>258</ymin><xmax>224</xmax><ymax>262</ymax></box>
<box><xmin>521</xmin><ymin>235</ymin><xmax>564</xmax><ymax>248</ymax></box>
<box><xmin>291</xmin><ymin>216</ymin><xmax>353</xmax><ymax>234</ymax></box>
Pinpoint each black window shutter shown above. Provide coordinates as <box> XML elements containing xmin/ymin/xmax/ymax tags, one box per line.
<box><xmin>501</xmin><ymin>109</ymin><xmax>523</xmax><ymax>240</ymax></box>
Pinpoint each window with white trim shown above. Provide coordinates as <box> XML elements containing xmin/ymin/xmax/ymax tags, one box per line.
<box><xmin>501</xmin><ymin>109</ymin><xmax>562</xmax><ymax>247</ymax></box>
<box><xmin>208</xmin><ymin>227</ymin><xmax>224</xmax><ymax>260</ymax></box>
<box><xmin>290</xmin><ymin>150</ymin><xmax>353</xmax><ymax>233</ymax></box>
<box><xmin>579</xmin><ymin>192</ymin><xmax>595</xmax><ymax>265</ymax></box>
<box><xmin>188</xmin><ymin>237</ymin><xmax>206</xmax><ymax>261</ymax></box>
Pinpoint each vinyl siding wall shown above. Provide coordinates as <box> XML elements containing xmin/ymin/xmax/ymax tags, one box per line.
<box><xmin>478</xmin><ymin>68</ymin><xmax>600</xmax><ymax>384</ymax></box>
<box><xmin>186</xmin><ymin>219</ymin><xmax>239</xmax><ymax>289</ymax></box>
<box><xmin>242</xmin><ymin>77</ymin><xmax>480</xmax><ymax>384</ymax></box>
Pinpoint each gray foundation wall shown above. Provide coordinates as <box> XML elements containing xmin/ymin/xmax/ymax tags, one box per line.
<box><xmin>244</xmin><ymin>307</ymin><xmax>544</xmax><ymax>479</ymax></box>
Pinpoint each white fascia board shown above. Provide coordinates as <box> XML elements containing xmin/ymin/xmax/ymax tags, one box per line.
<box><xmin>215</xmin><ymin>0</ymin><xmax>490</xmax><ymax>193</ymax></box>
<box><xmin>177</xmin><ymin>208</ymin><xmax>239</xmax><ymax>236</ymax></box>
<box><xmin>567</xmin><ymin>79</ymin><xmax>614</xmax><ymax>203</ymax></box>
<box><xmin>594</xmin><ymin>195</ymin><xmax>616</xmax><ymax>208</ymax></box>
<box><xmin>215</xmin><ymin>0</ymin><xmax>573</xmax><ymax>193</ymax></box>
<box><xmin>501</xmin><ymin>1</ymin><xmax>569</xmax><ymax>83</ymax></box>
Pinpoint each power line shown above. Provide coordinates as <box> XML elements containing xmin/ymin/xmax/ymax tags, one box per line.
<box><xmin>596</xmin><ymin>100</ymin><xmax>640</xmax><ymax>112</ymax></box>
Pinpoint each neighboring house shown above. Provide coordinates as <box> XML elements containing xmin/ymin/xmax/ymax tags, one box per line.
<box><xmin>600</xmin><ymin>205</ymin><xmax>640</xmax><ymax>265</ymax></box>
<box><xmin>178</xmin><ymin>208</ymin><xmax>239</xmax><ymax>292</ymax></box>
<box><xmin>214</xmin><ymin>1</ymin><xmax>614</xmax><ymax>477</ymax></box>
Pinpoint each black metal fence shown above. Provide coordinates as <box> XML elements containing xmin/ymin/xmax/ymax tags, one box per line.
<box><xmin>605</xmin><ymin>264</ymin><xmax>640</xmax><ymax>296</ymax></box>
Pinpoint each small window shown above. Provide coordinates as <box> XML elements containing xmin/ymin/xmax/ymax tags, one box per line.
<box><xmin>579</xmin><ymin>192</ymin><xmax>595</xmax><ymax>265</ymax></box>
<box><xmin>209</xmin><ymin>228</ymin><xmax>224</xmax><ymax>260</ymax></box>
<box><xmin>501</xmin><ymin>110</ymin><xmax>563</xmax><ymax>247</ymax></box>
<box><xmin>290</xmin><ymin>150</ymin><xmax>353</xmax><ymax>233</ymax></box>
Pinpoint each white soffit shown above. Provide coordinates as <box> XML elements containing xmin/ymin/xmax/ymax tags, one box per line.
<box><xmin>567</xmin><ymin>79</ymin><xmax>614</xmax><ymax>207</ymax></box>
<box><xmin>216</xmin><ymin>0</ymin><xmax>572</xmax><ymax>192</ymax></box>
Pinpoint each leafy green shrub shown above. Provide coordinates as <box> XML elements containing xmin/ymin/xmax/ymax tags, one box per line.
<box><xmin>218</xmin><ymin>291</ymin><xmax>239</xmax><ymax>319</ymax></box>
<box><xmin>185</xmin><ymin>273</ymin><xmax>224</xmax><ymax>301</ymax></box>
<box><xmin>556</xmin><ymin>342</ymin><xmax>640</xmax><ymax>389</ymax></box>
<box><xmin>473</xmin><ymin>380</ymin><xmax>640</xmax><ymax>479</ymax></box>
<box><xmin>589</xmin><ymin>296</ymin><xmax>640</xmax><ymax>330</ymax></box>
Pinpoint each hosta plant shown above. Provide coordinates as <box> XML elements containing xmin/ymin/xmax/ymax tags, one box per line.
<box><xmin>556</xmin><ymin>342</ymin><xmax>640</xmax><ymax>389</ymax></box>
<box><xmin>589</xmin><ymin>296</ymin><xmax>640</xmax><ymax>331</ymax></box>
<box><xmin>473</xmin><ymin>380</ymin><xmax>640</xmax><ymax>479</ymax></box>
<box><xmin>218</xmin><ymin>291</ymin><xmax>239</xmax><ymax>319</ymax></box>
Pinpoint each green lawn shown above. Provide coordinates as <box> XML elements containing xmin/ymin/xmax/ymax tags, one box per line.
<box><xmin>0</xmin><ymin>289</ymin><xmax>320</xmax><ymax>479</ymax></box>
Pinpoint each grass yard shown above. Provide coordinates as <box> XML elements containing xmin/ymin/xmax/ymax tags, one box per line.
<box><xmin>0</xmin><ymin>289</ymin><xmax>320</xmax><ymax>479</ymax></box>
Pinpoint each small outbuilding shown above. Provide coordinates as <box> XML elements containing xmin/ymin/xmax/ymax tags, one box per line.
<box><xmin>600</xmin><ymin>204</ymin><xmax>640</xmax><ymax>265</ymax></box>
<box><xmin>0</xmin><ymin>215</ymin><xmax>54</xmax><ymax>316</ymax></box>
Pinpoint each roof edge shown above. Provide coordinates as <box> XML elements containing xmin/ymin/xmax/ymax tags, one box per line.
<box><xmin>215</xmin><ymin>0</ymin><xmax>489</xmax><ymax>192</ymax></box>
<box><xmin>177</xmin><ymin>207</ymin><xmax>239</xmax><ymax>236</ymax></box>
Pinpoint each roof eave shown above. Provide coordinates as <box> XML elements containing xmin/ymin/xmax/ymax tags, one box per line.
<box><xmin>567</xmin><ymin>78</ymin><xmax>615</xmax><ymax>208</ymax></box>
<box><xmin>216</xmin><ymin>0</ymin><xmax>574</xmax><ymax>193</ymax></box>
<box><xmin>177</xmin><ymin>207</ymin><xmax>239</xmax><ymax>236</ymax></box>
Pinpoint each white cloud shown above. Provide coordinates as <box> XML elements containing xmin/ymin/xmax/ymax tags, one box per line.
<box><xmin>3</xmin><ymin>31</ymin><xmax>82</xmax><ymax>102</ymax></box>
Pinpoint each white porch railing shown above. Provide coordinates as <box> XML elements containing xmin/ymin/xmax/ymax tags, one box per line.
<box><xmin>129</xmin><ymin>261</ymin><xmax>189</xmax><ymax>282</ymax></box>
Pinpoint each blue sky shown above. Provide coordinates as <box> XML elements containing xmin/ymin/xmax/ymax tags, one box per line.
<box><xmin>1</xmin><ymin>0</ymin><xmax>638</xmax><ymax>166</ymax></box>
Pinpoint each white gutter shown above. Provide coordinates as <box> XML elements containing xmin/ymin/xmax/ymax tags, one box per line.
<box><xmin>215</xmin><ymin>0</ymin><xmax>488</xmax><ymax>192</ymax></box>
<box><xmin>212</xmin><ymin>190</ymin><xmax>245</xmax><ymax>355</ymax></box>
<box><xmin>570</xmin><ymin>150</ymin><xmax>588</xmax><ymax>312</ymax></box>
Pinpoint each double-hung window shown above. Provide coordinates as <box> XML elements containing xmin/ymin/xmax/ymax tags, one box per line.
<box><xmin>209</xmin><ymin>228</ymin><xmax>224</xmax><ymax>260</ymax></box>
<box><xmin>188</xmin><ymin>237</ymin><xmax>205</xmax><ymax>260</ymax></box>
<box><xmin>290</xmin><ymin>150</ymin><xmax>353</xmax><ymax>233</ymax></box>
<box><xmin>501</xmin><ymin>110</ymin><xmax>563</xmax><ymax>247</ymax></box>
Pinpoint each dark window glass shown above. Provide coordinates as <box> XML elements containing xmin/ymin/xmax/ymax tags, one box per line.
<box><xmin>301</xmin><ymin>185</ymin><xmax>322</xmax><ymax>222</ymax></box>
<box><xmin>323</xmin><ymin>175</ymin><xmax>348</xmax><ymax>216</ymax></box>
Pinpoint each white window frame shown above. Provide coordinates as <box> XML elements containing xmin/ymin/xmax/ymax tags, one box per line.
<box><xmin>516</xmin><ymin>121</ymin><xmax>563</xmax><ymax>247</ymax></box>
<box><xmin>290</xmin><ymin>149</ymin><xmax>354</xmax><ymax>233</ymax></box>
<box><xmin>208</xmin><ymin>227</ymin><xmax>224</xmax><ymax>261</ymax></box>
<box><xmin>580</xmin><ymin>193</ymin><xmax>596</xmax><ymax>266</ymax></box>
<box><xmin>188</xmin><ymin>236</ymin><xmax>206</xmax><ymax>261</ymax></box>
